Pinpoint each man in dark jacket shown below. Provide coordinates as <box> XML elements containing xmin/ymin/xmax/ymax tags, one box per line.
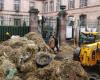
<box><xmin>54</xmin><ymin>36</ymin><xmax>59</xmax><ymax>51</ymax></box>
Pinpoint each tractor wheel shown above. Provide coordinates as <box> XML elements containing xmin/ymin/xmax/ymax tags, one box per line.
<box><xmin>73</xmin><ymin>47</ymin><xmax>80</xmax><ymax>61</ymax></box>
<box><xmin>35</xmin><ymin>52</ymin><xmax>52</xmax><ymax>67</ymax></box>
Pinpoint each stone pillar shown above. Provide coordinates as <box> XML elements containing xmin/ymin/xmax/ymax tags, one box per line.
<box><xmin>58</xmin><ymin>5</ymin><xmax>67</xmax><ymax>44</ymax></box>
<box><xmin>29</xmin><ymin>7</ymin><xmax>39</xmax><ymax>32</ymax></box>
<box><xmin>97</xmin><ymin>16</ymin><xmax>100</xmax><ymax>32</ymax></box>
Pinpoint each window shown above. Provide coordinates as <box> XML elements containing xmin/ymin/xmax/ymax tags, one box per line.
<box><xmin>49</xmin><ymin>1</ymin><xmax>54</xmax><ymax>12</ymax></box>
<box><xmin>97</xmin><ymin>16</ymin><xmax>100</xmax><ymax>32</ymax></box>
<box><xmin>68</xmin><ymin>0</ymin><xmax>75</xmax><ymax>9</ymax></box>
<box><xmin>30</xmin><ymin>1</ymin><xmax>35</xmax><ymax>8</ymax></box>
<box><xmin>44</xmin><ymin>2</ymin><xmax>48</xmax><ymax>13</ymax></box>
<box><xmin>0</xmin><ymin>16</ymin><xmax>3</xmax><ymax>25</ymax></box>
<box><xmin>56</xmin><ymin>0</ymin><xmax>61</xmax><ymax>11</ymax></box>
<box><xmin>67</xmin><ymin>16</ymin><xmax>74</xmax><ymax>26</ymax></box>
<box><xmin>14</xmin><ymin>19</ymin><xmax>21</xmax><ymax>26</ymax></box>
<box><xmin>14</xmin><ymin>0</ymin><xmax>20</xmax><ymax>12</ymax></box>
<box><xmin>80</xmin><ymin>0</ymin><xmax>87</xmax><ymax>8</ymax></box>
<box><xmin>0</xmin><ymin>0</ymin><xmax>4</xmax><ymax>10</ymax></box>
<box><xmin>79</xmin><ymin>15</ymin><xmax>87</xmax><ymax>26</ymax></box>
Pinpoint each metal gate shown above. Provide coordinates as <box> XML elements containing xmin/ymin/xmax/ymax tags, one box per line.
<box><xmin>0</xmin><ymin>14</ymin><xmax>30</xmax><ymax>41</ymax></box>
<box><xmin>41</xmin><ymin>17</ymin><xmax>57</xmax><ymax>43</ymax></box>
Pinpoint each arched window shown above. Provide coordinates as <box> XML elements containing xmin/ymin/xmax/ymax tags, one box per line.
<box><xmin>49</xmin><ymin>1</ymin><xmax>54</xmax><ymax>12</ymax></box>
<box><xmin>97</xmin><ymin>16</ymin><xmax>100</xmax><ymax>32</ymax></box>
<box><xmin>14</xmin><ymin>0</ymin><xmax>21</xmax><ymax>12</ymax></box>
<box><xmin>79</xmin><ymin>15</ymin><xmax>87</xmax><ymax>26</ymax></box>
<box><xmin>0</xmin><ymin>0</ymin><xmax>4</xmax><ymax>10</ymax></box>
<box><xmin>56</xmin><ymin>0</ymin><xmax>61</xmax><ymax>11</ymax></box>
<box><xmin>80</xmin><ymin>0</ymin><xmax>87</xmax><ymax>8</ymax></box>
<box><xmin>68</xmin><ymin>0</ymin><xmax>75</xmax><ymax>9</ymax></box>
<box><xmin>44</xmin><ymin>2</ymin><xmax>48</xmax><ymax>13</ymax></box>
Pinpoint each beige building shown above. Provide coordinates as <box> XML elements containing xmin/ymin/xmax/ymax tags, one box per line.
<box><xmin>35</xmin><ymin>0</ymin><xmax>100</xmax><ymax>32</ymax></box>
<box><xmin>0</xmin><ymin>0</ymin><xmax>32</xmax><ymax>26</ymax></box>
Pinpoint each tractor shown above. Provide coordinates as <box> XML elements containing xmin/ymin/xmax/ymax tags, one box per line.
<box><xmin>73</xmin><ymin>32</ymin><xmax>100</xmax><ymax>66</ymax></box>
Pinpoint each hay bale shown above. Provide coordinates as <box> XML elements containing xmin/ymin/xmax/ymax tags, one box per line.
<box><xmin>25</xmin><ymin>72</ymin><xmax>39</xmax><ymax>80</ymax></box>
<box><xmin>10</xmin><ymin>48</ymin><xmax>23</xmax><ymax>64</ymax></box>
<box><xmin>32</xmin><ymin>59</ymin><xmax>88</xmax><ymax>80</ymax></box>
<box><xmin>32</xmin><ymin>60</ymin><xmax>62</xmax><ymax>80</ymax></box>
<box><xmin>18</xmin><ymin>60</ymin><xmax>37</xmax><ymax>73</ymax></box>
<box><xmin>60</xmin><ymin>42</ymin><xmax>74</xmax><ymax>54</ymax></box>
<box><xmin>25</xmin><ymin>32</ymin><xmax>52</xmax><ymax>52</ymax></box>
<box><xmin>0</xmin><ymin>56</ymin><xmax>18</xmax><ymax>80</ymax></box>
<box><xmin>25</xmin><ymin>32</ymin><xmax>44</xmax><ymax>44</ymax></box>
<box><xmin>60</xmin><ymin>60</ymin><xmax>88</xmax><ymax>80</ymax></box>
<box><xmin>0</xmin><ymin>68</ymin><xmax>4</xmax><ymax>80</ymax></box>
<box><xmin>0</xmin><ymin>56</ymin><xmax>16</xmax><ymax>73</ymax></box>
<box><xmin>16</xmin><ymin>44</ymin><xmax>38</xmax><ymax>72</ymax></box>
<box><xmin>2</xmin><ymin>37</ymin><xmax>28</xmax><ymax>49</ymax></box>
<box><xmin>13</xmin><ymin>76</ymin><xmax>22</xmax><ymax>80</ymax></box>
<box><xmin>0</xmin><ymin>45</ymin><xmax>22</xmax><ymax>64</ymax></box>
<box><xmin>22</xmin><ymin>42</ymin><xmax>38</xmax><ymax>55</ymax></box>
<box><xmin>1</xmin><ymin>36</ymin><xmax>39</xmax><ymax>64</ymax></box>
<box><xmin>0</xmin><ymin>45</ymin><xmax>13</xmax><ymax>58</ymax></box>
<box><xmin>26</xmin><ymin>76</ymin><xmax>39</xmax><ymax>80</ymax></box>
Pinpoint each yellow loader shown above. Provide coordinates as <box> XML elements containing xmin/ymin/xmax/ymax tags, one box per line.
<box><xmin>73</xmin><ymin>32</ymin><xmax>100</xmax><ymax>66</ymax></box>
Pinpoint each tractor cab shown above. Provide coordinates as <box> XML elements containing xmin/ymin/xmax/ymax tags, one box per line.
<box><xmin>79</xmin><ymin>32</ymin><xmax>100</xmax><ymax>46</ymax></box>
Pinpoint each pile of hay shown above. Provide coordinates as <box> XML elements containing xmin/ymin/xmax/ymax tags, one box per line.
<box><xmin>25</xmin><ymin>32</ymin><xmax>52</xmax><ymax>52</ymax></box>
<box><xmin>60</xmin><ymin>42</ymin><xmax>74</xmax><ymax>54</ymax></box>
<box><xmin>0</xmin><ymin>32</ymin><xmax>88</xmax><ymax>80</ymax></box>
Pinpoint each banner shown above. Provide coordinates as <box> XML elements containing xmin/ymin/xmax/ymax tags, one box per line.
<box><xmin>66</xmin><ymin>26</ymin><xmax>72</xmax><ymax>39</ymax></box>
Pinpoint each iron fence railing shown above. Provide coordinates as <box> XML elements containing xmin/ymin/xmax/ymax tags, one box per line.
<box><xmin>0</xmin><ymin>14</ymin><xmax>30</xmax><ymax>41</ymax></box>
<box><xmin>0</xmin><ymin>26</ymin><xmax>30</xmax><ymax>41</ymax></box>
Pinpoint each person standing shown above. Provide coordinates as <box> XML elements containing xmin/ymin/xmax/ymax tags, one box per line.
<box><xmin>5</xmin><ymin>32</ymin><xmax>11</xmax><ymax>40</ymax></box>
<box><xmin>54</xmin><ymin>36</ymin><xmax>59</xmax><ymax>51</ymax></box>
<box><xmin>48</xmin><ymin>35</ymin><xmax>55</xmax><ymax>51</ymax></box>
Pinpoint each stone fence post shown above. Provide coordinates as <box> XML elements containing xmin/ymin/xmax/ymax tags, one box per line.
<box><xmin>58</xmin><ymin>5</ymin><xmax>67</xmax><ymax>45</ymax></box>
<box><xmin>97</xmin><ymin>16</ymin><xmax>100</xmax><ymax>32</ymax></box>
<box><xmin>29</xmin><ymin>7</ymin><xmax>39</xmax><ymax>33</ymax></box>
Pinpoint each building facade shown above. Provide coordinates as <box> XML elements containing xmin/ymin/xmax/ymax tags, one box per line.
<box><xmin>36</xmin><ymin>0</ymin><xmax>100</xmax><ymax>32</ymax></box>
<box><xmin>0</xmin><ymin>0</ymin><xmax>31</xmax><ymax>26</ymax></box>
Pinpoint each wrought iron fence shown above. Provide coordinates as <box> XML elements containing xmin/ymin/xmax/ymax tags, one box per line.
<box><xmin>0</xmin><ymin>26</ymin><xmax>30</xmax><ymax>41</ymax></box>
<box><xmin>42</xmin><ymin>17</ymin><xmax>57</xmax><ymax>43</ymax></box>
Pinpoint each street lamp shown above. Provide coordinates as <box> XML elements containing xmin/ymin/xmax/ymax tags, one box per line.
<box><xmin>60</xmin><ymin>5</ymin><xmax>66</xmax><ymax>10</ymax></box>
<box><xmin>58</xmin><ymin>5</ymin><xmax>67</xmax><ymax>17</ymax></box>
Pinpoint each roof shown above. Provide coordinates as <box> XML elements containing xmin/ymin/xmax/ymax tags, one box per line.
<box><xmin>81</xmin><ymin>32</ymin><xmax>100</xmax><ymax>35</ymax></box>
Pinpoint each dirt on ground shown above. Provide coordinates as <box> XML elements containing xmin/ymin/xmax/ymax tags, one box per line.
<box><xmin>0</xmin><ymin>32</ymin><xmax>89</xmax><ymax>80</ymax></box>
